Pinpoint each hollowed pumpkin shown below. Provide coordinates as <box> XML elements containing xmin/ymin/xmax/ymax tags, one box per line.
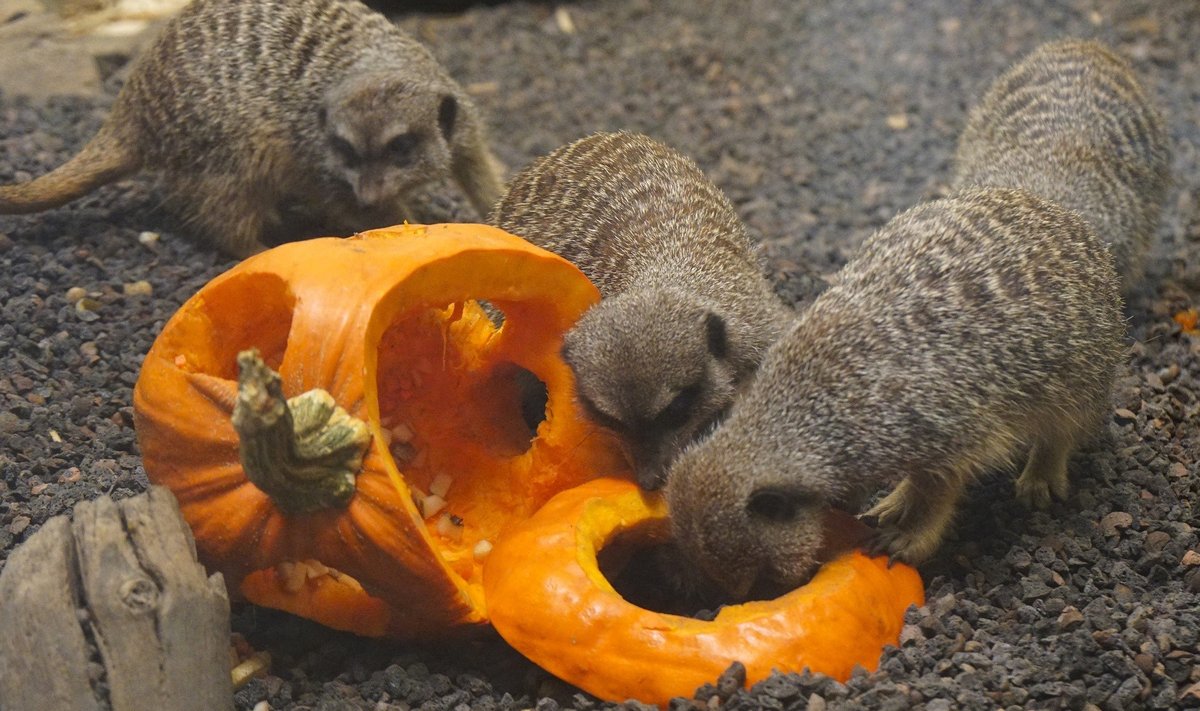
<box><xmin>133</xmin><ymin>223</ymin><xmax>627</xmax><ymax>639</ymax></box>
<box><xmin>483</xmin><ymin>477</ymin><xmax>925</xmax><ymax>706</ymax></box>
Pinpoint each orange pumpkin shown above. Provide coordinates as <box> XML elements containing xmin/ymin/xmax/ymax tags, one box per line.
<box><xmin>133</xmin><ymin>224</ymin><xmax>627</xmax><ymax>639</ymax></box>
<box><xmin>483</xmin><ymin>477</ymin><xmax>925</xmax><ymax>706</ymax></box>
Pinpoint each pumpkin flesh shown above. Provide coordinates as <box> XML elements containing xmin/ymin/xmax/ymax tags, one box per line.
<box><xmin>134</xmin><ymin>224</ymin><xmax>627</xmax><ymax>639</ymax></box>
<box><xmin>483</xmin><ymin>477</ymin><xmax>925</xmax><ymax>706</ymax></box>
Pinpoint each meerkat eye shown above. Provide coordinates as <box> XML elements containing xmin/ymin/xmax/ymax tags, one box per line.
<box><xmin>329</xmin><ymin>134</ymin><xmax>359</xmax><ymax>165</ymax></box>
<box><xmin>385</xmin><ymin>133</ymin><xmax>420</xmax><ymax>163</ymax></box>
<box><xmin>656</xmin><ymin>384</ymin><xmax>701</xmax><ymax>429</ymax></box>
<box><xmin>576</xmin><ymin>392</ymin><xmax>627</xmax><ymax>434</ymax></box>
<box><xmin>747</xmin><ymin>487</ymin><xmax>817</xmax><ymax>523</ymax></box>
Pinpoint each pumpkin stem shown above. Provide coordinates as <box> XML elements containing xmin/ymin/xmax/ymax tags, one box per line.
<box><xmin>232</xmin><ymin>348</ymin><xmax>370</xmax><ymax>515</ymax></box>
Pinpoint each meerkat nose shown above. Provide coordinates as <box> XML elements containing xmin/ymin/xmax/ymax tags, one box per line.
<box><xmin>355</xmin><ymin>175</ymin><xmax>388</xmax><ymax>207</ymax></box>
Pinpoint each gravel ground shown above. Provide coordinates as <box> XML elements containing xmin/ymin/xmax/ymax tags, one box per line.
<box><xmin>2</xmin><ymin>1</ymin><xmax>1199</xmax><ymax>709</ymax></box>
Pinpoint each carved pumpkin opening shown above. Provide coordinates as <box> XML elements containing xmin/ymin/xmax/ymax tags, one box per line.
<box><xmin>371</xmin><ymin>298</ymin><xmax>558</xmax><ymax>580</ymax></box>
<box><xmin>596</xmin><ymin>517</ymin><xmax>800</xmax><ymax>620</ymax></box>
<box><xmin>601</xmin><ymin>524</ymin><xmax>730</xmax><ymax>618</ymax></box>
<box><xmin>162</xmin><ymin>271</ymin><xmax>295</xmax><ymax>377</ymax></box>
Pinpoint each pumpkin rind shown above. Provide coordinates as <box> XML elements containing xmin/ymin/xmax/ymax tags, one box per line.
<box><xmin>483</xmin><ymin>477</ymin><xmax>925</xmax><ymax>706</ymax></box>
<box><xmin>133</xmin><ymin>224</ymin><xmax>627</xmax><ymax>639</ymax></box>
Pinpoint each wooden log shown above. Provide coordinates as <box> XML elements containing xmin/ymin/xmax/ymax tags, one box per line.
<box><xmin>0</xmin><ymin>486</ymin><xmax>234</xmax><ymax>710</ymax></box>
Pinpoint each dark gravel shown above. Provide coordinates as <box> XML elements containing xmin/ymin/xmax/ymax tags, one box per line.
<box><xmin>2</xmin><ymin>1</ymin><xmax>1199</xmax><ymax>709</ymax></box>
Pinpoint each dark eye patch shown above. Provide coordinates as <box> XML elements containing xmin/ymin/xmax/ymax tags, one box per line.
<box><xmin>655</xmin><ymin>383</ymin><xmax>701</xmax><ymax>430</ymax></box>
<box><xmin>576</xmin><ymin>391</ymin><xmax>628</xmax><ymax>434</ymax></box>
<box><xmin>385</xmin><ymin>133</ymin><xmax>421</xmax><ymax>163</ymax></box>
<box><xmin>330</xmin><ymin>135</ymin><xmax>359</xmax><ymax>165</ymax></box>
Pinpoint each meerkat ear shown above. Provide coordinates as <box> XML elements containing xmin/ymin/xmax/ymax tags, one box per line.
<box><xmin>704</xmin><ymin>312</ymin><xmax>728</xmax><ymax>359</ymax></box>
<box><xmin>437</xmin><ymin>95</ymin><xmax>458</xmax><ymax>140</ymax></box>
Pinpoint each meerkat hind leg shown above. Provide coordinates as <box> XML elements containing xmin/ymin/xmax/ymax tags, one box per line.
<box><xmin>866</xmin><ymin>473</ymin><xmax>966</xmax><ymax>565</ymax></box>
<box><xmin>1014</xmin><ymin>433</ymin><xmax>1074</xmax><ymax>510</ymax></box>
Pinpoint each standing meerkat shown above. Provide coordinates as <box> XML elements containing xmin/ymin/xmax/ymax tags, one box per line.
<box><xmin>490</xmin><ymin>131</ymin><xmax>793</xmax><ymax>491</ymax></box>
<box><xmin>666</xmin><ymin>188</ymin><xmax>1124</xmax><ymax>596</ymax></box>
<box><xmin>952</xmin><ymin>39</ymin><xmax>1169</xmax><ymax>289</ymax></box>
<box><xmin>0</xmin><ymin>0</ymin><xmax>505</xmax><ymax>257</ymax></box>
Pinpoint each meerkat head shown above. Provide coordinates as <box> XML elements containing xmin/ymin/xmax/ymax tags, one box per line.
<box><xmin>561</xmin><ymin>288</ymin><xmax>737</xmax><ymax>491</ymax></box>
<box><xmin>319</xmin><ymin>73</ymin><xmax>459</xmax><ymax>208</ymax></box>
<box><xmin>665</xmin><ymin>413</ymin><xmax>831</xmax><ymax>599</ymax></box>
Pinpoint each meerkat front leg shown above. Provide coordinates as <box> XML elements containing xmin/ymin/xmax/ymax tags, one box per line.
<box><xmin>1014</xmin><ymin>433</ymin><xmax>1075</xmax><ymax>510</ymax></box>
<box><xmin>866</xmin><ymin>472</ymin><xmax>966</xmax><ymax>564</ymax></box>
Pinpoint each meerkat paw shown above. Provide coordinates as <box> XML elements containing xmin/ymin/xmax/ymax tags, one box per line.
<box><xmin>864</xmin><ymin>478</ymin><xmax>919</xmax><ymax>528</ymax></box>
<box><xmin>1014</xmin><ymin>440</ymin><xmax>1072</xmax><ymax>510</ymax></box>
<box><xmin>1014</xmin><ymin>475</ymin><xmax>1055</xmax><ymax>510</ymax></box>
<box><xmin>865</xmin><ymin>522</ymin><xmax>942</xmax><ymax>567</ymax></box>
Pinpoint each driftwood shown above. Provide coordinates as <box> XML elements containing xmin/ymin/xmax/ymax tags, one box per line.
<box><xmin>0</xmin><ymin>486</ymin><xmax>234</xmax><ymax>711</ymax></box>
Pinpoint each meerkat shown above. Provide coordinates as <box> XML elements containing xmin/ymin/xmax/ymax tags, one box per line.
<box><xmin>952</xmin><ymin>39</ymin><xmax>1169</xmax><ymax>289</ymax></box>
<box><xmin>489</xmin><ymin>131</ymin><xmax>793</xmax><ymax>491</ymax></box>
<box><xmin>666</xmin><ymin>187</ymin><xmax>1124</xmax><ymax>597</ymax></box>
<box><xmin>0</xmin><ymin>0</ymin><xmax>505</xmax><ymax>257</ymax></box>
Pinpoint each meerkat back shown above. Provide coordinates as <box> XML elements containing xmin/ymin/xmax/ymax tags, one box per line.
<box><xmin>490</xmin><ymin>131</ymin><xmax>792</xmax><ymax>490</ymax></box>
<box><xmin>952</xmin><ymin>39</ymin><xmax>1169</xmax><ymax>287</ymax></box>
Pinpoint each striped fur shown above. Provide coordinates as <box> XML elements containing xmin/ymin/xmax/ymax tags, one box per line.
<box><xmin>0</xmin><ymin>0</ymin><xmax>504</xmax><ymax>256</ymax></box>
<box><xmin>953</xmin><ymin>39</ymin><xmax>1169</xmax><ymax>288</ymax></box>
<box><xmin>491</xmin><ymin>131</ymin><xmax>792</xmax><ymax>491</ymax></box>
<box><xmin>667</xmin><ymin>188</ymin><xmax>1125</xmax><ymax>594</ymax></box>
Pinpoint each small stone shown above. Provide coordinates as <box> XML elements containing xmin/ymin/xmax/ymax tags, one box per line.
<box><xmin>899</xmin><ymin>624</ymin><xmax>924</xmax><ymax>646</ymax></box>
<box><xmin>0</xmin><ymin>232</ymin><xmax>12</xmax><ymax>252</ymax></box>
<box><xmin>1113</xmin><ymin>583</ymin><xmax>1135</xmax><ymax>604</ymax></box>
<box><xmin>1158</xmin><ymin>364</ymin><xmax>1180</xmax><ymax>385</ymax></box>
<box><xmin>1113</xmin><ymin>408</ymin><xmax>1137</xmax><ymax>423</ymax></box>
<box><xmin>75</xmin><ymin>297</ymin><xmax>103</xmax><ymax>313</ymax></box>
<box><xmin>1182</xmin><ymin>550</ymin><xmax>1200</xmax><ymax>567</ymax></box>
<box><xmin>1145</xmin><ymin>531</ymin><xmax>1172</xmax><ymax>553</ymax></box>
<box><xmin>65</xmin><ymin>286</ymin><xmax>88</xmax><ymax>303</ymax></box>
<box><xmin>138</xmin><ymin>231</ymin><xmax>160</xmax><ymax>246</ymax></box>
<box><xmin>886</xmin><ymin>113</ymin><xmax>910</xmax><ymax>130</ymax></box>
<box><xmin>1133</xmin><ymin>653</ymin><xmax>1156</xmax><ymax>675</ymax></box>
<box><xmin>9</xmin><ymin>516</ymin><xmax>31</xmax><ymax>535</ymax></box>
<box><xmin>1100</xmin><ymin>511</ymin><xmax>1133</xmax><ymax>536</ymax></box>
<box><xmin>1057</xmin><ymin>606</ymin><xmax>1085</xmax><ymax>631</ymax></box>
<box><xmin>807</xmin><ymin>695</ymin><xmax>827</xmax><ymax>711</ymax></box>
<box><xmin>716</xmin><ymin>661</ymin><xmax>746</xmax><ymax>699</ymax></box>
<box><xmin>122</xmin><ymin>280</ymin><xmax>153</xmax><ymax>297</ymax></box>
<box><xmin>1169</xmin><ymin>463</ymin><xmax>1189</xmax><ymax>478</ymax></box>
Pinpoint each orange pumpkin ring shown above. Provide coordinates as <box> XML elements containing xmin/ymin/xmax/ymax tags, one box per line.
<box><xmin>483</xmin><ymin>477</ymin><xmax>925</xmax><ymax>707</ymax></box>
<box><xmin>134</xmin><ymin>224</ymin><xmax>627</xmax><ymax>639</ymax></box>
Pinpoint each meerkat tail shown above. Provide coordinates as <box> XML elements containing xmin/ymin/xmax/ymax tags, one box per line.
<box><xmin>0</xmin><ymin>126</ymin><xmax>140</xmax><ymax>214</ymax></box>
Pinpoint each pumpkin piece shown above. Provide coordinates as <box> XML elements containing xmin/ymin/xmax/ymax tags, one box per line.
<box><xmin>133</xmin><ymin>224</ymin><xmax>627</xmax><ymax>639</ymax></box>
<box><xmin>483</xmin><ymin>477</ymin><xmax>925</xmax><ymax>707</ymax></box>
<box><xmin>1175</xmin><ymin>308</ymin><xmax>1198</xmax><ymax>334</ymax></box>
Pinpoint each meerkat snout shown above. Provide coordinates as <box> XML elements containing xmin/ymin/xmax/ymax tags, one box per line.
<box><xmin>320</xmin><ymin>77</ymin><xmax>456</xmax><ymax>208</ymax></box>
<box><xmin>562</xmin><ymin>288</ymin><xmax>738</xmax><ymax>490</ymax></box>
